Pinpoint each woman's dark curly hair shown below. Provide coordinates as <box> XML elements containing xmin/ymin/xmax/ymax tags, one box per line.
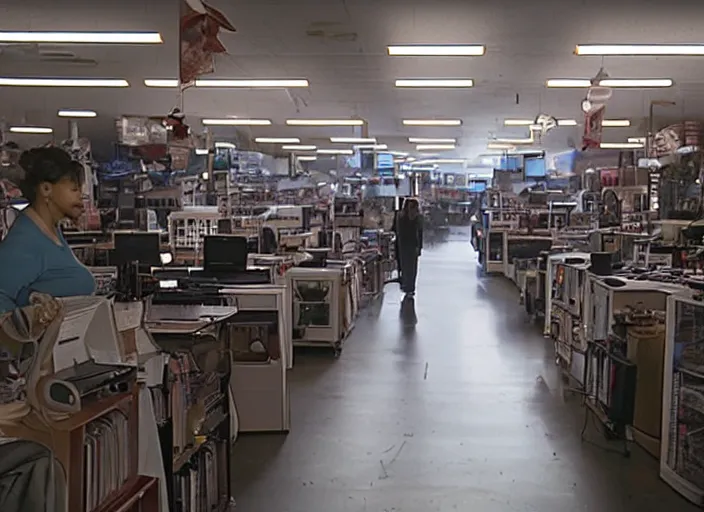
<box><xmin>18</xmin><ymin>147</ymin><xmax>83</xmax><ymax>204</ymax></box>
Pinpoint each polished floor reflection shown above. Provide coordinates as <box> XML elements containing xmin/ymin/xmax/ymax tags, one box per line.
<box><xmin>232</xmin><ymin>240</ymin><xmax>697</xmax><ymax>512</ymax></box>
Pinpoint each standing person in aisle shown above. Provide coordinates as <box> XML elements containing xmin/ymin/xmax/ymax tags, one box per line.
<box><xmin>394</xmin><ymin>197</ymin><xmax>423</xmax><ymax>297</ymax></box>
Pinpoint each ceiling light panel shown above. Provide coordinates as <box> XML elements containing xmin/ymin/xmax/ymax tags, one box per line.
<box><xmin>416</xmin><ymin>144</ymin><xmax>456</xmax><ymax>151</ymax></box>
<box><xmin>144</xmin><ymin>79</ymin><xmax>179</xmax><ymax>88</ymax></box>
<box><xmin>58</xmin><ymin>109</ymin><xmax>97</xmax><ymax>118</ymax></box>
<box><xmin>487</xmin><ymin>142</ymin><xmax>515</xmax><ymax>150</ymax></box>
<box><xmin>10</xmin><ymin>126</ymin><xmax>53</xmax><ymax>134</ymax></box>
<box><xmin>408</xmin><ymin>137</ymin><xmax>456</xmax><ymax>143</ymax></box>
<box><xmin>286</xmin><ymin>119</ymin><xmax>363</xmax><ymax>126</ymax></box>
<box><xmin>395</xmin><ymin>79</ymin><xmax>473</xmax><ymax>88</ymax></box>
<box><xmin>600</xmin><ymin>142</ymin><xmax>644</xmax><ymax>149</ymax></box>
<box><xmin>557</xmin><ymin>119</ymin><xmax>578</xmax><ymax>126</ymax></box>
<box><xmin>255</xmin><ymin>137</ymin><xmax>300</xmax><ymax>143</ymax></box>
<box><xmin>403</xmin><ymin>119</ymin><xmax>462</xmax><ymax>126</ymax></box>
<box><xmin>414</xmin><ymin>158</ymin><xmax>466</xmax><ymax>164</ymax></box>
<box><xmin>547</xmin><ymin>78</ymin><xmax>673</xmax><ymax>88</ymax></box>
<box><xmin>317</xmin><ymin>149</ymin><xmax>354</xmax><ymax>155</ymax></box>
<box><xmin>576</xmin><ymin>44</ymin><xmax>704</xmax><ymax>56</ymax></box>
<box><xmin>282</xmin><ymin>145</ymin><xmax>317</xmax><ymax>151</ymax></box>
<box><xmin>0</xmin><ymin>78</ymin><xmax>129</xmax><ymax>87</ymax></box>
<box><xmin>355</xmin><ymin>144</ymin><xmax>388</xmax><ymax>150</ymax></box>
<box><xmin>601</xmin><ymin>78</ymin><xmax>673</xmax><ymax>88</ymax></box>
<box><xmin>628</xmin><ymin>137</ymin><xmax>646</xmax><ymax>143</ymax></box>
<box><xmin>330</xmin><ymin>137</ymin><xmax>376</xmax><ymax>144</ymax></box>
<box><xmin>602</xmin><ymin>119</ymin><xmax>631</xmax><ymax>127</ymax></box>
<box><xmin>297</xmin><ymin>156</ymin><xmax>318</xmax><ymax>161</ymax></box>
<box><xmin>202</xmin><ymin>118</ymin><xmax>272</xmax><ymax>126</ymax></box>
<box><xmin>0</xmin><ymin>32</ymin><xmax>162</xmax><ymax>44</ymax></box>
<box><xmin>195</xmin><ymin>79</ymin><xmax>309</xmax><ymax>88</ymax></box>
<box><xmin>388</xmin><ymin>45</ymin><xmax>485</xmax><ymax>56</ymax></box>
<box><xmin>504</xmin><ymin>119</ymin><xmax>533</xmax><ymax>126</ymax></box>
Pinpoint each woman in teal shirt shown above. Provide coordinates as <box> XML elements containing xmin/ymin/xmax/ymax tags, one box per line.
<box><xmin>0</xmin><ymin>147</ymin><xmax>95</xmax><ymax>313</ymax></box>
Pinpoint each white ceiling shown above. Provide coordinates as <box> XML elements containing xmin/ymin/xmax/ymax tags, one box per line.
<box><xmin>2</xmin><ymin>0</ymin><xmax>704</xmax><ymax>160</ymax></box>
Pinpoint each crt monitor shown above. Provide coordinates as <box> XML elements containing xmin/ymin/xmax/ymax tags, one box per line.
<box><xmin>113</xmin><ymin>232</ymin><xmax>161</xmax><ymax>266</ymax></box>
<box><xmin>524</xmin><ymin>157</ymin><xmax>547</xmax><ymax>178</ymax></box>
<box><xmin>203</xmin><ymin>235</ymin><xmax>248</xmax><ymax>273</ymax></box>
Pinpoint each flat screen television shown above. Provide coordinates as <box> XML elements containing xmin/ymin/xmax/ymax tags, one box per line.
<box><xmin>113</xmin><ymin>232</ymin><xmax>161</xmax><ymax>266</ymax></box>
<box><xmin>499</xmin><ymin>155</ymin><xmax>521</xmax><ymax>171</ymax></box>
<box><xmin>468</xmin><ymin>181</ymin><xmax>487</xmax><ymax>193</ymax></box>
<box><xmin>524</xmin><ymin>157</ymin><xmax>547</xmax><ymax>178</ymax></box>
<box><xmin>203</xmin><ymin>235</ymin><xmax>248</xmax><ymax>273</ymax></box>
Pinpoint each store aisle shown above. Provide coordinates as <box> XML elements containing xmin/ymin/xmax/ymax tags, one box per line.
<box><xmin>232</xmin><ymin>242</ymin><xmax>696</xmax><ymax>512</ymax></box>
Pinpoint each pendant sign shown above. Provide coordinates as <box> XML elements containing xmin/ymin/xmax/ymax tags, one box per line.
<box><xmin>583</xmin><ymin>105</ymin><xmax>605</xmax><ymax>150</ymax></box>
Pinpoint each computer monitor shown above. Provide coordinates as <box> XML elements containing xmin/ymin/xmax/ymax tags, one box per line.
<box><xmin>524</xmin><ymin>157</ymin><xmax>547</xmax><ymax>178</ymax></box>
<box><xmin>203</xmin><ymin>235</ymin><xmax>248</xmax><ymax>273</ymax></box>
<box><xmin>375</xmin><ymin>153</ymin><xmax>394</xmax><ymax>176</ymax></box>
<box><xmin>499</xmin><ymin>155</ymin><xmax>521</xmax><ymax>171</ymax></box>
<box><xmin>113</xmin><ymin>232</ymin><xmax>161</xmax><ymax>266</ymax></box>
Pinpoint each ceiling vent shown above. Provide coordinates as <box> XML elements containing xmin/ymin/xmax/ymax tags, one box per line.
<box><xmin>306</xmin><ymin>22</ymin><xmax>358</xmax><ymax>42</ymax></box>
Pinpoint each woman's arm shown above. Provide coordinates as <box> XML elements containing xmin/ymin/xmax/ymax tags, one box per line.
<box><xmin>417</xmin><ymin>219</ymin><xmax>423</xmax><ymax>253</ymax></box>
<box><xmin>0</xmin><ymin>247</ymin><xmax>42</xmax><ymax>314</ymax></box>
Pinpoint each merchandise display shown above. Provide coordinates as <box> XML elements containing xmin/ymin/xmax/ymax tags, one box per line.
<box><xmin>4</xmin><ymin>2</ymin><xmax>704</xmax><ymax>510</ymax></box>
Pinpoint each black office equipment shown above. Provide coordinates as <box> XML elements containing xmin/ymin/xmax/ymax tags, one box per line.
<box><xmin>113</xmin><ymin>232</ymin><xmax>161</xmax><ymax>266</ymax></box>
<box><xmin>203</xmin><ymin>235</ymin><xmax>248</xmax><ymax>274</ymax></box>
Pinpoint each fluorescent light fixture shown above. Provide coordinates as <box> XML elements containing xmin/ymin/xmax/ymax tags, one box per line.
<box><xmin>530</xmin><ymin>124</ymin><xmax>542</xmax><ymax>131</ymax></box>
<box><xmin>0</xmin><ymin>78</ymin><xmax>129</xmax><ymax>87</ymax></box>
<box><xmin>317</xmin><ymin>149</ymin><xmax>354</xmax><ymax>155</ymax></box>
<box><xmin>403</xmin><ymin>119</ymin><xmax>462</xmax><ymax>126</ymax></box>
<box><xmin>547</xmin><ymin>78</ymin><xmax>673</xmax><ymax>88</ymax></box>
<box><xmin>628</xmin><ymin>137</ymin><xmax>646</xmax><ymax>144</ymax></box>
<box><xmin>10</xmin><ymin>126</ymin><xmax>53</xmax><ymax>134</ymax></box>
<box><xmin>504</xmin><ymin>119</ymin><xmax>533</xmax><ymax>126</ymax></box>
<box><xmin>195</xmin><ymin>79</ymin><xmax>309</xmax><ymax>88</ymax></box>
<box><xmin>214</xmin><ymin>142</ymin><xmax>236</xmax><ymax>149</ymax></box>
<box><xmin>487</xmin><ymin>142</ymin><xmax>515</xmax><ymax>150</ymax></box>
<box><xmin>600</xmin><ymin>78</ymin><xmax>673</xmax><ymax>88</ymax></box>
<box><xmin>195</xmin><ymin>148</ymin><xmax>209</xmax><ymax>155</ymax></box>
<box><xmin>602</xmin><ymin>119</ymin><xmax>631</xmax><ymax>127</ymax></box>
<box><xmin>493</xmin><ymin>135</ymin><xmax>534</xmax><ymax>144</ymax></box>
<box><xmin>557</xmin><ymin>119</ymin><xmax>578</xmax><ymax>126</ymax></box>
<box><xmin>297</xmin><ymin>156</ymin><xmax>318</xmax><ymax>161</ymax></box>
<box><xmin>0</xmin><ymin>32</ymin><xmax>162</xmax><ymax>44</ymax></box>
<box><xmin>57</xmin><ymin>109</ymin><xmax>97</xmax><ymax>118</ymax></box>
<box><xmin>576</xmin><ymin>44</ymin><xmax>704</xmax><ymax>56</ymax></box>
<box><xmin>408</xmin><ymin>137</ymin><xmax>456</xmax><ymax>143</ymax></box>
<box><xmin>144</xmin><ymin>79</ymin><xmax>179</xmax><ymax>88</ymax></box>
<box><xmin>355</xmin><ymin>144</ymin><xmax>388</xmax><ymax>150</ymax></box>
<box><xmin>282</xmin><ymin>145</ymin><xmax>317</xmax><ymax>151</ymax></box>
<box><xmin>546</xmin><ymin>79</ymin><xmax>592</xmax><ymax>88</ymax></box>
<box><xmin>388</xmin><ymin>45</ymin><xmax>485</xmax><ymax>56</ymax></box>
<box><xmin>414</xmin><ymin>158</ymin><xmax>466</xmax><ymax>165</ymax></box>
<box><xmin>395</xmin><ymin>79</ymin><xmax>473</xmax><ymax>88</ymax></box>
<box><xmin>202</xmin><ymin>118</ymin><xmax>272</xmax><ymax>126</ymax></box>
<box><xmin>600</xmin><ymin>142</ymin><xmax>644</xmax><ymax>149</ymax></box>
<box><xmin>330</xmin><ymin>137</ymin><xmax>376</xmax><ymax>144</ymax></box>
<box><xmin>286</xmin><ymin>119</ymin><xmax>363</xmax><ymax>126</ymax></box>
<box><xmin>255</xmin><ymin>137</ymin><xmax>300</xmax><ymax>144</ymax></box>
<box><xmin>416</xmin><ymin>144</ymin><xmax>456</xmax><ymax>151</ymax></box>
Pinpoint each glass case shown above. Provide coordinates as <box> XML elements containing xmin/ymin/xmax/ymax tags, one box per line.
<box><xmin>662</xmin><ymin>295</ymin><xmax>704</xmax><ymax>506</ymax></box>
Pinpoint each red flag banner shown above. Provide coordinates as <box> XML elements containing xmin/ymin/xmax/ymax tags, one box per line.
<box><xmin>179</xmin><ymin>0</ymin><xmax>237</xmax><ymax>86</ymax></box>
<box><xmin>582</xmin><ymin>105</ymin><xmax>605</xmax><ymax>150</ymax></box>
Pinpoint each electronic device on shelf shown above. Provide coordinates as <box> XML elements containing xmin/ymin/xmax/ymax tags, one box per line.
<box><xmin>113</xmin><ymin>231</ymin><xmax>161</xmax><ymax>266</ymax></box>
<box><xmin>203</xmin><ymin>234</ymin><xmax>248</xmax><ymax>274</ymax></box>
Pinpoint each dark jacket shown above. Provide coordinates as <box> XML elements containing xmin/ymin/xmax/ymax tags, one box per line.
<box><xmin>393</xmin><ymin>213</ymin><xmax>423</xmax><ymax>254</ymax></box>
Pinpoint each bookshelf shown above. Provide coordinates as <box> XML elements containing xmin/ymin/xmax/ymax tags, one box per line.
<box><xmin>0</xmin><ymin>390</ymin><xmax>159</xmax><ymax>512</ymax></box>
<box><xmin>148</xmin><ymin>310</ymin><xmax>236</xmax><ymax>512</ymax></box>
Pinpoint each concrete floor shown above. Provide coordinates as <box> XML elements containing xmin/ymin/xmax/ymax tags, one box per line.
<box><xmin>232</xmin><ymin>239</ymin><xmax>698</xmax><ymax>512</ymax></box>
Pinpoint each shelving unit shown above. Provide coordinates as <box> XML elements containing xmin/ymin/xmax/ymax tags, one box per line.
<box><xmin>149</xmin><ymin>320</ymin><xmax>235</xmax><ymax>512</ymax></box>
<box><xmin>661</xmin><ymin>295</ymin><xmax>704</xmax><ymax>506</ymax></box>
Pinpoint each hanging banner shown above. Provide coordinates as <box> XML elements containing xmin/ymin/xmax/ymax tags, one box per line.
<box><xmin>179</xmin><ymin>0</ymin><xmax>237</xmax><ymax>86</ymax></box>
<box><xmin>582</xmin><ymin>105</ymin><xmax>605</xmax><ymax>150</ymax></box>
